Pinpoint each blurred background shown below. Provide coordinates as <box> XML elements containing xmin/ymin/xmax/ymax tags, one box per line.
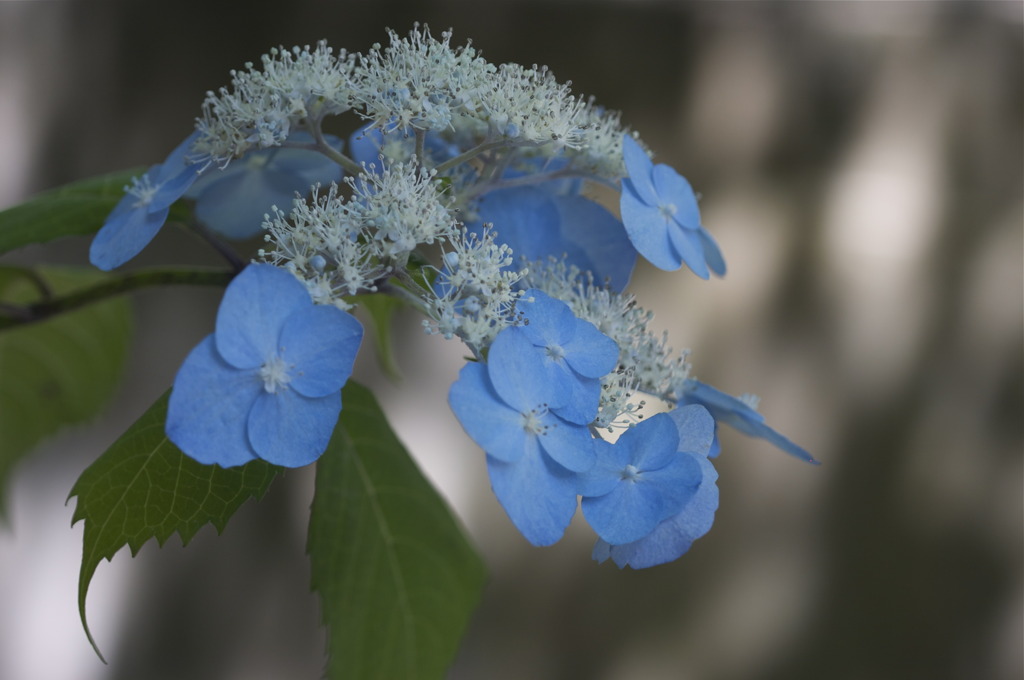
<box><xmin>0</xmin><ymin>1</ymin><xmax>1020</xmax><ymax>679</ymax></box>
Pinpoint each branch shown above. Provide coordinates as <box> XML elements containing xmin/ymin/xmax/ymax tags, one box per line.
<box><xmin>0</xmin><ymin>267</ymin><xmax>235</xmax><ymax>331</ymax></box>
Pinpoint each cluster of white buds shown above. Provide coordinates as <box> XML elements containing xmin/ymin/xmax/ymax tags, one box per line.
<box><xmin>346</xmin><ymin>162</ymin><xmax>454</xmax><ymax>264</ymax></box>
<box><xmin>352</xmin><ymin>25</ymin><xmax>494</xmax><ymax>133</ymax></box>
<box><xmin>194</xmin><ymin>41</ymin><xmax>357</xmax><ymax>166</ymax></box>
<box><xmin>425</xmin><ymin>226</ymin><xmax>527</xmax><ymax>348</ymax></box>
<box><xmin>260</xmin><ymin>183</ymin><xmax>384</xmax><ymax>309</ymax></box>
<box><xmin>476</xmin><ymin>62</ymin><xmax>588</xmax><ymax>149</ymax></box>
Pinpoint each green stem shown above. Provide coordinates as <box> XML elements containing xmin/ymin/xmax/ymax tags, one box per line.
<box><xmin>304</xmin><ymin>121</ymin><xmax>363</xmax><ymax>176</ymax></box>
<box><xmin>0</xmin><ymin>267</ymin><xmax>235</xmax><ymax>331</ymax></box>
<box><xmin>414</xmin><ymin>128</ymin><xmax>427</xmax><ymax>172</ymax></box>
<box><xmin>377</xmin><ymin>276</ymin><xmax>430</xmax><ymax>315</ymax></box>
<box><xmin>433</xmin><ymin>140</ymin><xmax>510</xmax><ymax>174</ymax></box>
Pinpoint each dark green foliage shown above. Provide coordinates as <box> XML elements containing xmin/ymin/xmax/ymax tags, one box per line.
<box><xmin>309</xmin><ymin>382</ymin><xmax>486</xmax><ymax>679</ymax></box>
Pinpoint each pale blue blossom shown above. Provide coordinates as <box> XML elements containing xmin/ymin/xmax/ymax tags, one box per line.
<box><xmin>593</xmin><ymin>404</ymin><xmax>720</xmax><ymax>568</ymax></box>
<box><xmin>578</xmin><ymin>413</ymin><xmax>702</xmax><ymax>545</ymax></box>
<box><xmin>487</xmin><ymin>289</ymin><xmax>618</xmax><ymax>425</ymax></box>
<box><xmin>619</xmin><ymin>134</ymin><xmax>725</xmax><ymax>279</ymax></box>
<box><xmin>89</xmin><ymin>132</ymin><xmax>201</xmax><ymax>270</ymax></box>
<box><xmin>448</xmin><ymin>361</ymin><xmax>590</xmax><ymax>545</ymax></box>
<box><xmin>166</xmin><ymin>264</ymin><xmax>363</xmax><ymax>468</ymax></box>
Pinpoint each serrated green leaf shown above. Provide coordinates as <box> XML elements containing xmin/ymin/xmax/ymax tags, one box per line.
<box><xmin>0</xmin><ymin>266</ymin><xmax>133</xmax><ymax>516</ymax></box>
<box><xmin>309</xmin><ymin>381</ymin><xmax>485</xmax><ymax>680</ymax></box>
<box><xmin>68</xmin><ymin>392</ymin><xmax>279</xmax><ymax>660</ymax></box>
<box><xmin>0</xmin><ymin>168</ymin><xmax>145</xmax><ymax>255</ymax></box>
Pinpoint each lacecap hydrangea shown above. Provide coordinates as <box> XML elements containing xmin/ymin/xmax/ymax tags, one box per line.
<box><xmin>89</xmin><ymin>25</ymin><xmax>815</xmax><ymax>568</ymax></box>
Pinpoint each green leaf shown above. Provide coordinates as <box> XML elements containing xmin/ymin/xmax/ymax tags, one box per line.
<box><xmin>0</xmin><ymin>266</ymin><xmax>132</xmax><ymax>516</ymax></box>
<box><xmin>68</xmin><ymin>392</ymin><xmax>279</xmax><ymax>660</ymax></box>
<box><xmin>0</xmin><ymin>168</ymin><xmax>143</xmax><ymax>255</ymax></box>
<box><xmin>309</xmin><ymin>381</ymin><xmax>485</xmax><ymax>680</ymax></box>
<box><xmin>351</xmin><ymin>293</ymin><xmax>404</xmax><ymax>380</ymax></box>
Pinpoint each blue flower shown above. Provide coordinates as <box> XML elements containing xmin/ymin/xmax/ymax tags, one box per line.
<box><xmin>89</xmin><ymin>132</ymin><xmax>202</xmax><ymax>270</ymax></box>
<box><xmin>185</xmin><ymin>132</ymin><xmax>344</xmax><ymax>239</ymax></box>
<box><xmin>473</xmin><ymin>183</ymin><xmax>637</xmax><ymax>291</ymax></box>
<box><xmin>619</xmin><ymin>134</ymin><xmax>725</xmax><ymax>279</ymax></box>
<box><xmin>593</xmin><ymin>404</ymin><xmax>720</xmax><ymax>568</ymax></box>
<box><xmin>676</xmin><ymin>379</ymin><xmax>818</xmax><ymax>464</ymax></box>
<box><xmin>577</xmin><ymin>413</ymin><xmax>703</xmax><ymax>545</ymax></box>
<box><xmin>487</xmin><ymin>289</ymin><xmax>619</xmax><ymax>425</ymax></box>
<box><xmin>166</xmin><ymin>264</ymin><xmax>363</xmax><ymax>468</ymax></box>
<box><xmin>448</xmin><ymin>358</ymin><xmax>594</xmax><ymax>546</ymax></box>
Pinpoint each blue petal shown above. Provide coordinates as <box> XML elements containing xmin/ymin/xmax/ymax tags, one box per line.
<box><xmin>516</xmin><ymin>289</ymin><xmax>575</xmax><ymax>348</ymax></box>
<box><xmin>89</xmin><ymin>133</ymin><xmax>201</xmax><ymax>270</ymax></box>
<box><xmin>267</xmin><ymin>133</ymin><xmax>344</xmax><ymax>183</ymax></box>
<box><xmin>699</xmin><ymin>227</ymin><xmax>727</xmax><ymax>277</ymax></box>
<box><xmin>474</xmin><ymin>183</ymin><xmax>637</xmax><ymax>290</ymax></box>
<box><xmin>189</xmin><ymin>135</ymin><xmax>343</xmax><ymax>239</ymax></box>
<box><xmin>89</xmin><ymin>201</ymin><xmax>170</xmax><ymax>271</ymax></box>
<box><xmin>486</xmin><ymin>441</ymin><xmax>578</xmax><ymax>546</ymax></box>
<box><xmin>580</xmin><ymin>415</ymin><xmax>700</xmax><ymax>544</ymax></box>
<box><xmin>576</xmin><ymin>437</ymin><xmax>631</xmax><ymax>497</ymax></box>
<box><xmin>193</xmin><ymin>169</ymin><xmax>295</xmax><ymax>239</ymax></box>
<box><xmin>548</xmin><ymin>194</ymin><xmax>637</xmax><ymax>291</ymax></box>
<box><xmin>560</xmin><ymin>320</ymin><xmax>619</xmax><ymax>379</ymax></box>
<box><xmin>535</xmin><ymin>412</ymin><xmax>595</xmax><ymax>473</ymax></box>
<box><xmin>584</xmin><ymin>479</ymin><xmax>674</xmax><ymax>545</ymax></box>
<box><xmin>475</xmin><ymin>186</ymin><xmax>562</xmax><ymax>263</ymax></box>
<box><xmin>651</xmin><ymin>164</ymin><xmax>700</xmax><ymax>231</ymax></box>
<box><xmin>148</xmin><ymin>165</ymin><xmax>201</xmax><ymax>214</ymax></box>
<box><xmin>487</xmin><ymin>328</ymin><xmax>569</xmax><ymax>411</ymax></box>
<box><xmin>279</xmin><ymin>305</ymin><xmax>363</xmax><ymax>398</ymax></box>
<box><xmin>679</xmin><ymin>380</ymin><xmax>817</xmax><ymax>463</ymax></box>
<box><xmin>680</xmin><ymin>380</ymin><xmax>765</xmax><ymax>424</ymax></box>
<box><xmin>598</xmin><ymin>453</ymin><xmax>720</xmax><ymax>569</ymax></box>
<box><xmin>215</xmin><ymin>264</ymin><xmax>312</xmax><ymax>369</ymax></box>
<box><xmin>166</xmin><ymin>335</ymin><xmax>262</xmax><ymax>467</ymax></box>
<box><xmin>248</xmin><ymin>389</ymin><xmax>341</xmax><ymax>466</ymax></box>
<box><xmin>148</xmin><ymin>132</ymin><xmax>203</xmax><ymax>212</ymax></box>
<box><xmin>667</xmin><ymin>224</ymin><xmax>710</xmax><ymax>279</ymax></box>
<box><xmin>620</xmin><ymin>186</ymin><xmax>680</xmax><ymax>271</ymax></box>
<box><xmin>738</xmin><ymin>421</ymin><xmax>818</xmax><ymax>465</ymax></box>
<box><xmin>158</xmin><ymin>131</ymin><xmax>202</xmax><ymax>181</ymax></box>
<box><xmin>551</xmin><ymin>374</ymin><xmax>601</xmax><ymax>425</ymax></box>
<box><xmin>621</xmin><ymin>135</ymin><xmax>658</xmax><ymax>205</ymax></box>
<box><xmin>626</xmin><ymin>413</ymin><xmax>681</xmax><ymax>471</ymax></box>
<box><xmin>449</xmin><ymin>363</ymin><xmax>531</xmax><ymax>463</ymax></box>
<box><xmin>667</xmin><ymin>404</ymin><xmax>715</xmax><ymax>456</ymax></box>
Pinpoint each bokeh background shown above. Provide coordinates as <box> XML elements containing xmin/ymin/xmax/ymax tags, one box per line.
<box><xmin>0</xmin><ymin>1</ymin><xmax>1020</xmax><ymax>679</ymax></box>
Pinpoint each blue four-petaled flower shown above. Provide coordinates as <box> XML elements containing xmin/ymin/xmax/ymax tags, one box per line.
<box><xmin>578</xmin><ymin>413</ymin><xmax>703</xmax><ymax>546</ymax></box>
<box><xmin>91</xmin><ymin>131</ymin><xmax>345</xmax><ymax>269</ymax></box>
<box><xmin>487</xmin><ymin>289</ymin><xmax>619</xmax><ymax>425</ymax></box>
<box><xmin>619</xmin><ymin>134</ymin><xmax>726</xmax><ymax>279</ymax></box>
<box><xmin>448</xmin><ymin>360</ymin><xmax>592</xmax><ymax>546</ymax></box>
<box><xmin>166</xmin><ymin>263</ymin><xmax>363</xmax><ymax>468</ymax></box>
<box><xmin>593</xmin><ymin>404</ymin><xmax>720</xmax><ymax>569</ymax></box>
<box><xmin>90</xmin><ymin>132</ymin><xmax>202</xmax><ymax>271</ymax></box>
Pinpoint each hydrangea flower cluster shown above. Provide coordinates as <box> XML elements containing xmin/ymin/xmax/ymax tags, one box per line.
<box><xmin>89</xmin><ymin>25</ymin><xmax>814</xmax><ymax>568</ymax></box>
